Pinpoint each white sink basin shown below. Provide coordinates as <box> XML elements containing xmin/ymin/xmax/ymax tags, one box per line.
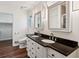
<box><xmin>32</xmin><ymin>35</ymin><xmax>39</xmax><ymax>37</ymax></box>
<box><xmin>41</xmin><ymin>39</ymin><xmax>55</xmax><ymax>43</ymax></box>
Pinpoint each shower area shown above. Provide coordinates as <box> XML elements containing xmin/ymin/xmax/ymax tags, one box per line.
<box><xmin>0</xmin><ymin>12</ymin><xmax>13</xmax><ymax>41</ymax></box>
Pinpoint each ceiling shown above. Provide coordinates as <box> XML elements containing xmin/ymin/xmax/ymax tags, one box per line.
<box><xmin>0</xmin><ymin>1</ymin><xmax>41</xmax><ymax>10</ymax></box>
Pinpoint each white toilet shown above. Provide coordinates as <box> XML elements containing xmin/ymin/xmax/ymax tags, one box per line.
<box><xmin>19</xmin><ymin>37</ymin><xmax>27</xmax><ymax>48</ymax></box>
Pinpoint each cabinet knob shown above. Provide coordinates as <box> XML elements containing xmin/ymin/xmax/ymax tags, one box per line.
<box><xmin>52</xmin><ymin>54</ymin><xmax>55</xmax><ymax>57</ymax></box>
<box><xmin>32</xmin><ymin>48</ymin><xmax>33</xmax><ymax>49</ymax></box>
<box><xmin>37</xmin><ymin>47</ymin><xmax>40</xmax><ymax>49</ymax></box>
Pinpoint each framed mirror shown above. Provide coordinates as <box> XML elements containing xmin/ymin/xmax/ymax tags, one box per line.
<box><xmin>48</xmin><ymin>1</ymin><xmax>71</xmax><ymax>32</ymax></box>
<box><xmin>34</xmin><ymin>11</ymin><xmax>41</xmax><ymax>29</ymax></box>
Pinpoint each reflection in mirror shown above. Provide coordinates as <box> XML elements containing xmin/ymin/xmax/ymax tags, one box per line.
<box><xmin>48</xmin><ymin>1</ymin><xmax>71</xmax><ymax>32</ymax></box>
<box><xmin>34</xmin><ymin>11</ymin><xmax>41</xmax><ymax>29</ymax></box>
<box><xmin>60</xmin><ymin>2</ymin><xmax>66</xmax><ymax>28</ymax></box>
<box><xmin>48</xmin><ymin>5</ymin><xmax>61</xmax><ymax>29</ymax></box>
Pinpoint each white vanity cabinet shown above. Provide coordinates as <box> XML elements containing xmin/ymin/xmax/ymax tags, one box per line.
<box><xmin>26</xmin><ymin>37</ymin><xmax>36</xmax><ymax>58</ymax></box>
<box><xmin>26</xmin><ymin>37</ymin><xmax>48</xmax><ymax>58</ymax></box>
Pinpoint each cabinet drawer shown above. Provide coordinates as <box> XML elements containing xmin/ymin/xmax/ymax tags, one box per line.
<box><xmin>48</xmin><ymin>48</ymin><xmax>65</xmax><ymax>58</ymax></box>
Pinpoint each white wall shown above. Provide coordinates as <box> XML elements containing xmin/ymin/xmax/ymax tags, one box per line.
<box><xmin>31</xmin><ymin>1</ymin><xmax>79</xmax><ymax>45</ymax></box>
<box><xmin>0</xmin><ymin>3</ymin><xmax>27</xmax><ymax>46</ymax></box>
<box><xmin>13</xmin><ymin>8</ymin><xmax>27</xmax><ymax>46</ymax></box>
<box><xmin>26</xmin><ymin>9</ymin><xmax>34</xmax><ymax>34</ymax></box>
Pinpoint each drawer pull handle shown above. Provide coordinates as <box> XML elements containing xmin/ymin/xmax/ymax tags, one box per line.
<box><xmin>52</xmin><ymin>54</ymin><xmax>55</xmax><ymax>56</ymax></box>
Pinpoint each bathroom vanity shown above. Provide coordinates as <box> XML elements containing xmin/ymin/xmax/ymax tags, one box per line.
<box><xmin>26</xmin><ymin>33</ymin><xmax>78</xmax><ymax>58</ymax></box>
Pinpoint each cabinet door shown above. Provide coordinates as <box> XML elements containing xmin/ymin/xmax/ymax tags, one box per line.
<box><xmin>26</xmin><ymin>38</ymin><xmax>37</xmax><ymax>58</ymax></box>
<box><xmin>36</xmin><ymin>43</ymin><xmax>47</xmax><ymax>58</ymax></box>
<box><xmin>30</xmin><ymin>40</ymin><xmax>36</xmax><ymax>58</ymax></box>
<box><xmin>26</xmin><ymin>38</ymin><xmax>32</xmax><ymax>57</ymax></box>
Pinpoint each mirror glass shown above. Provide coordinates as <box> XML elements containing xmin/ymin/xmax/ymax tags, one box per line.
<box><xmin>48</xmin><ymin>1</ymin><xmax>71</xmax><ymax>32</ymax></box>
<box><xmin>34</xmin><ymin>11</ymin><xmax>41</xmax><ymax>29</ymax></box>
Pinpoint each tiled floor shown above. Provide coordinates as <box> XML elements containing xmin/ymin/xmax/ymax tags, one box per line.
<box><xmin>0</xmin><ymin>40</ymin><xmax>28</xmax><ymax>58</ymax></box>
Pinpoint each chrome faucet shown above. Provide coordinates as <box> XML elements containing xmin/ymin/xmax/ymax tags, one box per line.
<box><xmin>49</xmin><ymin>33</ymin><xmax>54</xmax><ymax>40</ymax></box>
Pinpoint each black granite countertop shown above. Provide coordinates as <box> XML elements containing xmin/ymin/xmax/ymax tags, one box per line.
<box><xmin>26</xmin><ymin>34</ymin><xmax>78</xmax><ymax>56</ymax></box>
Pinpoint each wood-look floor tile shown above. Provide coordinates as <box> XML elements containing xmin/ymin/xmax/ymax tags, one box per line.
<box><xmin>0</xmin><ymin>40</ymin><xmax>28</xmax><ymax>58</ymax></box>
